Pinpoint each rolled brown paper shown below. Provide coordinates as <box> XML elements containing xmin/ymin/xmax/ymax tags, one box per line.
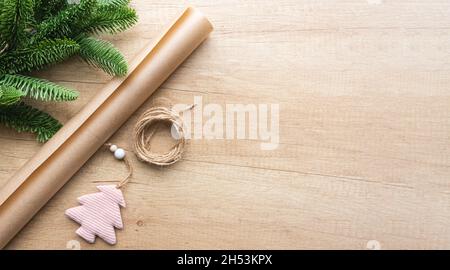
<box><xmin>0</xmin><ymin>6</ymin><xmax>213</xmax><ymax>248</ymax></box>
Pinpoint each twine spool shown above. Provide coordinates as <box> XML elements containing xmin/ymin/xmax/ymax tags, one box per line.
<box><xmin>106</xmin><ymin>104</ymin><xmax>189</xmax><ymax>189</ymax></box>
<box><xmin>132</xmin><ymin>106</ymin><xmax>187</xmax><ymax>166</ymax></box>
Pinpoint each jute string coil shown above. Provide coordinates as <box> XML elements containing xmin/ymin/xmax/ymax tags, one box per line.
<box><xmin>132</xmin><ymin>106</ymin><xmax>188</xmax><ymax>166</ymax></box>
<box><xmin>105</xmin><ymin>105</ymin><xmax>190</xmax><ymax>189</ymax></box>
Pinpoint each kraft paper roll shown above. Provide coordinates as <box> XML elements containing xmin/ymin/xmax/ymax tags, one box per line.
<box><xmin>0</xmin><ymin>6</ymin><xmax>213</xmax><ymax>248</ymax></box>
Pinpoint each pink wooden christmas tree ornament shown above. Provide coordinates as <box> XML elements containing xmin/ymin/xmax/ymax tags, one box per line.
<box><xmin>65</xmin><ymin>185</ymin><xmax>126</xmax><ymax>245</ymax></box>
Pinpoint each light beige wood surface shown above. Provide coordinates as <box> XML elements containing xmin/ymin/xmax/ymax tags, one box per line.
<box><xmin>1</xmin><ymin>0</ymin><xmax>450</xmax><ymax>250</ymax></box>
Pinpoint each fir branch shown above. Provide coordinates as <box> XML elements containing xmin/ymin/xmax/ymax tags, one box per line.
<box><xmin>0</xmin><ymin>85</ymin><xmax>24</xmax><ymax>106</ymax></box>
<box><xmin>0</xmin><ymin>102</ymin><xmax>62</xmax><ymax>142</ymax></box>
<box><xmin>0</xmin><ymin>74</ymin><xmax>79</xmax><ymax>101</ymax></box>
<box><xmin>97</xmin><ymin>0</ymin><xmax>131</xmax><ymax>7</ymax></box>
<box><xmin>15</xmin><ymin>0</ymin><xmax>34</xmax><ymax>48</ymax></box>
<box><xmin>0</xmin><ymin>38</ymin><xmax>80</xmax><ymax>74</ymax></box>
<box><xmin>77</xmin><ymin>35</ymin><xmax>128</xmax><ymax>76</ymax></box>
<box><xmin>34</xmin><ymin>0</ymin><xmax>96</xmax><ymax>41</ymax></box>
<box><xmin>84</xmin><ymin>5</ymin><xmax>137</xmax><ymax>34</ymax></box>
<box><xmin>0</xmin><ymin>0</ymin><xmax>137</xmax><ymax>142</ymax></box>
<box><xmin>0</xmin><ymin>0</ymin><xmax>18</xmax><ymax>49</ymax></box>
<box><xmin>34</xmin><ymin>0</ymin><xmax>69</xmax><ymax>22</ymax></box>
<box><xmin>0</xmin><ymin>0</ymin><xmax>34</xmax><ymax>50</ymax></box>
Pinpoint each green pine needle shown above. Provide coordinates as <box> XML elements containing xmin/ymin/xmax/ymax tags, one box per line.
<box><xmin>0</xmin><ymin>0</ymin><xmax>34</xmax><ymax>49</ymax></box>
<box><xmin>0</xmin><ymin>102</ymin><xmax>62</xmax><ymax>142</ymax></box>
<box><xmin>15</xmin><ymin>0</ymin><xmax>34</xmax><ymax>47</ymax></box>
<box><xmin>97</xmin><ymin>0</ymin><xmax>131</xmax><ymax>7</ymax></box>
<box><xmin>85</xmin><ymin>5</ymin><xmax>138</xmax><ymax>34</ymax></box>
<box><xmin>34</xmin><ymin>0</ymin><xmax>96</xmax><ymax>40</ymax></box>
<box><xmin>0</xmin><ymin>0</ymin><xmax>137</xmax><ymax>142</ymax></box>
<box><xmin>0</xmin><ymin>74</ymin><xmax>79</xmax><ymax>101</ymax></box>
<box><xmin>0</xmin><ymin>0</ymin><xmax>18</xmax><ymax>48</ymax></box>
<box><xmin>0</xmin><ymin>38</ymin><xmax>80</xmax><ymax>74</ymax></box>
<box><xmin>34</xmin><ymin>0</ymin><xmax>69</xmax><ymax>22</ymax></box>
<box><xmin>77</xmin><ymin>35</ymin><xmax>128</xmax><ymax>76</ymax></box>
<box><xmin>0</xmin><ymin>85</ymin><xmax>24</xmax><ymax>106</ymax></box>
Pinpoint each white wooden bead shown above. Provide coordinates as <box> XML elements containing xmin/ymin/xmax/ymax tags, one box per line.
<box><xmin>114</xmin><ymin>148</ymin><xmax>126</xmax><ymax>160</ymax></box>
<box><xmin>109</xmin><ymin>144</ymin><xmax>118</xmax><ymax>152</ymax></box>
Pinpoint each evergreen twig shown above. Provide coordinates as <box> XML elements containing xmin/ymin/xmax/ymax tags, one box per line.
<box><xmin>0</xmin><ymin>0</ymin><xmax>138</xmax><ymax>142</ymax></box>
<box><xmin>83</xmin><ymin>5</ymin><xmax>137</xmax><ymax>34</ymax></box>
<box><xmin>0</xmin><ymin>102</ymin><xmax>62</xmax><ymax>142</ymax></box>
<box><xmin>0</xmin><ymin>85</ymin><xmax>24</xmax><ymax>106</ymax></box>
<box><xmin>0</xmin><ymin>74</ymin><xmax>79</xmax><ymax>101</ymax></box>
<box><xmin>77</xmin><ymin>35</ymin><xmax>128</xmax><ymax>76</ymax></box>
<box><xmin>97</xmin><ymin>0</ymin><xmax>131</xmax><ymax>7</ymax></box>
<box><xmin>34</xmin><ymin>0</ymin><xmax>69</xmax><ymax>22</ymax></box>
<box><xmin>0</xmin><ymin>38</ymin><xmax>80</xmax><ymax>74</ymax></box>
<box><xmin>33</xmin><ymin>0</ymin><xmax>96</xmax><ymax>41</ymax></box>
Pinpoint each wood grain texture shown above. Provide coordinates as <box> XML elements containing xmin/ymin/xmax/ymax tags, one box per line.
<box><xmin>2</xmin><ymin>0</ymin><xmax>450</xmax><ymax>249</ymax></box>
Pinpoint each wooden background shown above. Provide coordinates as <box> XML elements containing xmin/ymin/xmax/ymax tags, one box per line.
<box><xmin>1</xmin><ymin>0</ymin><xmax>450</xmax><ymax>249</ymax></box>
